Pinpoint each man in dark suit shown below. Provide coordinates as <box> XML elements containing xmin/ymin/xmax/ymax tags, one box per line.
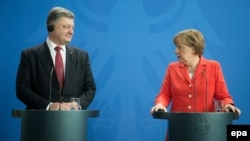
<box><xmin>16</xmin><ymin>7</ymin><xmax>96</xmax><ymax>110</ymax></box>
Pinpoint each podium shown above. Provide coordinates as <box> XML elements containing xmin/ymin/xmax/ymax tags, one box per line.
<box><xmin>153</xmin><ymin>112</ymin><xmax>238</xmax><ymax>141</ymax></box>
<box><xmin>12</xmin><ymin>109</ymin><xmax>99</xmax><ymax>141</ymax></box>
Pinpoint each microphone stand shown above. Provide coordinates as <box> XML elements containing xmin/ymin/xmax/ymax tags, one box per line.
<box><xmin>59</xmin><ymin>87</ymin><xmax>62</xmax><ymax>111</ymax></box>
<box><xmin>49</xmin><ymin>67</ymin><xmax>54</xmax><ymax>103</ymax></box>
<box><xmin>203</xmin><ymin>70</ymin><xmax>208</xmax><ymax>112</ymax></box>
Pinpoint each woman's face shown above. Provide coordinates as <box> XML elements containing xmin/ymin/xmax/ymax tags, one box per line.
<box><xmin>174</xmin><ymin>40</ymin><xmax>196</xmax><ymax>65</ymax></box>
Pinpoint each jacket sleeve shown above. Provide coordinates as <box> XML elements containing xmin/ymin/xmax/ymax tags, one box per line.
<box><xmin>154</xmin><ymin>67</ymin><xmax>172</xmax><ymax>107</ymax></box>
<box><xmin>79</xmin><ymin>52</ymin><xmax>96</xmax><ymax>109</ymax></box>
<box><xmin>214</xmin><ymin>62</ymin><xmax>234</xmax><ymax>105</ymax></box>
<box><xmin>16</xmin><ymin>50</ymin><xmax>50</xmax><ymax>110</ymax></box>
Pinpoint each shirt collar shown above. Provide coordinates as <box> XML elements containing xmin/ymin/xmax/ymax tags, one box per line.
<box><xmin>46</xmin><ymin>37</ymin><xmax>66</xmax><ymax>51</ymax></box>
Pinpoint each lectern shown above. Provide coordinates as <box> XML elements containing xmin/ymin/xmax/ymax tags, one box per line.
<box><xmin>153</xmin><ymin>112</ymin><xmax>238</xmax><ymax>141</ymax></box>
<box><xmin>12</xmin><ymin>109</ymin><xmax>99</xmax><ymax>141</ymax></box>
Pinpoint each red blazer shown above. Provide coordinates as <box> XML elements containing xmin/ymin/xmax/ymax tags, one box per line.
<box><xmin>155</xmin><ymin>57</ymin><xmax>234</xmax><ymax>112</ymax></box>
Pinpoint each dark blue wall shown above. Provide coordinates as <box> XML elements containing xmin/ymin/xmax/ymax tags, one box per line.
<box><xmin>1</xmin><ymin>0</ymin><xmax>249</xmax><ymax>141</ymax></box>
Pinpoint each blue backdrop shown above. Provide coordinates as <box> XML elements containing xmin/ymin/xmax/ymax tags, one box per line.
<box><xmin>1</xmin><ymin>0</ymin><xmax>249</xmax><ymax>141</ymax></box>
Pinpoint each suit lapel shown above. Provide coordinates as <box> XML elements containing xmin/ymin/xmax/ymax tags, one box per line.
<box><xmin>193</xmin><ymin>57</ymin><xmax>207</xmax><ymax>80</ymax></box>
<box><xmin>38</xmin><ymin>42</ymin><xmax>54</xmax><ymax>77</ymax></box>
<box><xmin>178</xmin><ymin>57</ymin><xmax>207</xmax><ymax>82</ymax></box>
<box><xmin>38</xmin><ymin>42</ymin><xmax>59</xmax><ymax>87</ymax></box>
<box><xmin>179</xmin><ymin>63</ymin><xmax>191</xmax><ymax>83</ymax></box>
<box><xmin>64</xmin><ymin>45</ymin><xmax>76</xmax><ymax>90</ymax></box>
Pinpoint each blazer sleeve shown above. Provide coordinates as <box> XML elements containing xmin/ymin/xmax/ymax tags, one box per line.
<box><xmin>214</xmin><ymin>62</ymin><xmax>234</xmax><ymax>105</ymax></box>
<box><xmin>16</xmin><ymin>50</ymin><xmax>50</xmax><ymax>109</ymax></box>
<box><xmin>154</xmin><ymin>66</ymin><xmax>172</xmax><ymax>107</ymax></box>
<box><xmin>79</xmin><ymin>52</ymin><xmax>96</xmax><ymax>109</ymax></box>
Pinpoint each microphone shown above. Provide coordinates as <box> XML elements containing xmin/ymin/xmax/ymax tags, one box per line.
<box><xmin>58</xmin><ymin>74</ymin><xmax>63</xmax><ymax>110</ymax></box>
<box><xmin>49</xmin><ymin>67</ymin><xmax>54</xmax><ymax>102</ymax></box>
<box><xmin>202</xmin><ymin>70</ymin><xmax>208</xmax><ymax>112</ymax></box>
<box><xmin>50</xmin><ymin>66</ymin><xmax>62</xmax><ymax>110</ymax></box>
<box><xmin>59</xmin><ymin>85</ymin><xmax>62</xmax><ymax>110</ymax></box>
<box><xmin>193</xmin><ymin>77</ymin><xmax>197</xmax><ymax>112</ymax></box>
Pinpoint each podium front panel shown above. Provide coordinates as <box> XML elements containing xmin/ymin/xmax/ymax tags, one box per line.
<box><xmin>153</xmin><ymin>112</ymin><xmax>238</xmax><ymax>141</ymax></box>
<box><xmin>12</xmin><ymin>110</ymin><xmax>99</xmax><ymax>141</ymax></box>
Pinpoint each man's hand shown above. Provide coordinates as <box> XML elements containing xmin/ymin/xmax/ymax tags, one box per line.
<box><xmin>49</xmin><ymin>102</ymin><xmax>78</xmax><ymax>110</ymax></box>
<box><xmin>49</xmin><ymin>102</ymin><xmax>60</xmax><ymax>110</ymax></box>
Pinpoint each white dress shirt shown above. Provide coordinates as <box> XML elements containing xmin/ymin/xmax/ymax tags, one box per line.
<box><xmin>45</xmin><ymin>37</ymin><xmax>66</xmax><ymax>110</ymax></box>
<box><xmin>46</xmin><ymin>37</ymin><xmax>66</xmax><ymax>74</ymax></box>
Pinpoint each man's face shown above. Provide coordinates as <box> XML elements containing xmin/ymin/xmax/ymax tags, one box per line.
<box><xmin>50</xmin><ymin>17</ymin><xmax>74</xmax><ymax>45</ymax></box>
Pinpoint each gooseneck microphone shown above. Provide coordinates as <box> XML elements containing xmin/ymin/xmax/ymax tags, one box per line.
<box><xmin>59</xmin><ymin>85</ymin><xmax>62</xmax><ymax>110</ymax></box>
<box><xmin>49</xmin><ymin>67</ymin><xmax>54</xmax><ymax>102</ymax></box>
<box><xmin>193</xmin><ymin>78</ymin><xmax>197</xmax><ymax>112</ymax></box>
<box><xmin>49</xmin><ymin>67</ymin><xmax>63</xmax><ymax>110</ymax></box>
<box><xmin>202</xmin><ymin>70</ymin><xmax>208</xmax><ymax>112</ymax></box>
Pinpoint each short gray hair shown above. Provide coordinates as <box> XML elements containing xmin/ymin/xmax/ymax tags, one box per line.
<box><xmin>46</xmin><ymin>7</ymin><xmax>74</xmax><ymax>26</ymax></box>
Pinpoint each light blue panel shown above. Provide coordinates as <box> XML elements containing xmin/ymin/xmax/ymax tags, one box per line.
<box><xmin>0</xmin><ymin>0</ymin><xmax>249</xmax><ymax>141</ymax></box>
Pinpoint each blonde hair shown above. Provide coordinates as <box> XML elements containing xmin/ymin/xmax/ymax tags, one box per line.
<box><xmin>173</xmin><ymin>29</ymin><xmax>205</xmax><ymax>55</ymax></box>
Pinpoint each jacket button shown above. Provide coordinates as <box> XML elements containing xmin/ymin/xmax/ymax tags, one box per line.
<box><xmin>188</xmin><ymin>94</ymin><xmax>192</xmax><ymax>98</ymax></box>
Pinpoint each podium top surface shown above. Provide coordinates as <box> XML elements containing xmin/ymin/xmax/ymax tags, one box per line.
<box><xmin>12</xmin><ymin>109</ymin><xmax>100</xmax><ymax>118</ymax></box>
<box><xmin>153</xmin><ymin>111</ymin><xmax>239</xmax><ymax>120</ymax></box>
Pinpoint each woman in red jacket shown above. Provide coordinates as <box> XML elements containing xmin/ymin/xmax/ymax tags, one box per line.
<box><xmin>151</xmin><ymin>29</ymin><xmax>241</xmax><ymax>114</ymax></box>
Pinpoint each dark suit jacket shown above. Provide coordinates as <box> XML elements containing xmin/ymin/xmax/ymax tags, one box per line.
<box><xmin>16</xmin><ymin>42</ymin><xmax>96</xmax><ymax>110</ymax></box>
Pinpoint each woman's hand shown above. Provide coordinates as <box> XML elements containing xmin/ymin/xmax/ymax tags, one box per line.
<box><xmin>150</xmin><ymin>103</ymin><xmax>167</xmax><ymax>115</ymax></box>
<box><xmin>223</xmin><ymin>104</ymin><xmax>241</xmax><ymax>115</ymax></box>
